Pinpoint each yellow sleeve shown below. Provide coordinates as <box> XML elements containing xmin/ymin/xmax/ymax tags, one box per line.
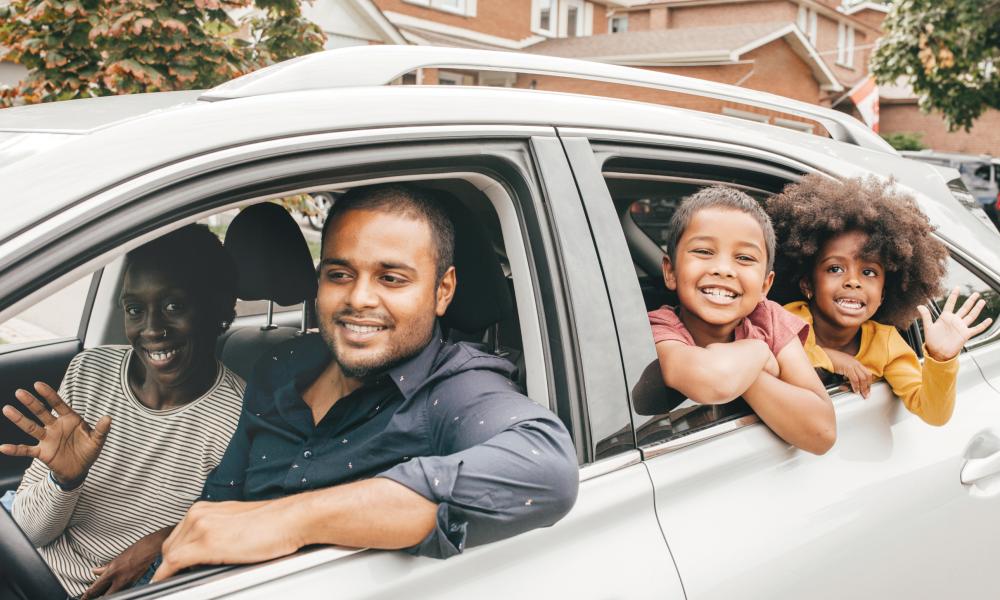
<box><xmin>881</xmin><ymin>330</ymin><xmax>958</xmax><ymax>426</ymax></box>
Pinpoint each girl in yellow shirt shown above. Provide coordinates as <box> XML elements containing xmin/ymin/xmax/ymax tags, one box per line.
<box><xmin>767</xmin><ymin>175</ymin><xmax>993</xmax><ymax>426</ymax></box>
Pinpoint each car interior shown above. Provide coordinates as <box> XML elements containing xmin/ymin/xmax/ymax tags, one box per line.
<box><xmin>0</xmin><ymin>175</ymin><xmax>541</xmax><ymax>600</ymax></box>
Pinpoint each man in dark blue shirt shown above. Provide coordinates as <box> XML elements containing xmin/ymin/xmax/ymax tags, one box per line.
<box><xmin>152</xmin><ymin>184</ymin><xmax>579</xmax><ymax>580</ymax></box>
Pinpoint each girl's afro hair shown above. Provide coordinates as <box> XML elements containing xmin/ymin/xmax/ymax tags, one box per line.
<box><xmin>766</xmin><ymin>174</ymin><xmax>948</xmax><ymax>328</ymax></box>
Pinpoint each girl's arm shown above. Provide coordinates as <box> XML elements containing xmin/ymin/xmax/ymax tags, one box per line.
<box><xmin>655</xmin><ymin>339</ymin><xmax>775</xmax><ymax>405</ymax></box>
<box><xmin>882</xmin><ymin>331</ymin><xmax>957</xmax><ymax>426</ymax></box>
<box><xmin>742</xmin><ymin>340</ymin><xmax>836</xmax><ymax>455</ymax></box>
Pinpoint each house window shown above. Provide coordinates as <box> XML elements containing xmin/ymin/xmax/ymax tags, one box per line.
<box><xmin>437</xmin><ymin>71</ymin><xmax>464</xmax><ymax>85</ymax></box>
<box><xmin>403</xmin><ymin>0</ymin><xmax>475</xmax><ymax>17</ymax></box>
<box><xmin>563</xmin><ymin>0</ymin><xmax>585</xmax><ymax>38</ymax></box>
<box><xmin>797</xmin><ymin>6</ymin><xmax>818</xmax><ymax>46</ymax></box>
<box><xmin>721</xmin><ymin>107</ymin><xmax>770</xmax><ymax>123</ymax></box>
<box><xmin>837</xmin><ymin>23</ymin><xmax>855</xmax><ymax>67</ymax></box>
<box><xmin>774</xmin><ymin>118</ymin><xmax>815</xmax><ymax>134</ymax></box>
<box><xmin>533</xmin><ymin>0</ymin><xmax>556</xmax><ymax>36</ymax></box>
<box><xmin>609</xmin><ymin>14</ymin><xmax>628</xmax><ymax>33</ymax></box>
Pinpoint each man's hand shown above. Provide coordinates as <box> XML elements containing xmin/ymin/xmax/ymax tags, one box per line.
<box><xmin>825</xmin><ymin>349</ymin><xmax>873</xmax><ymax>398</ymax></box>
<box><xmin>81</xmin><ymin>526</ymin><xmax>174</xmax><ymax>599</ymax></box>
<box><xmin>919</xmin><ymin>288</ymin><xmax>993</xmax><ymax>363</ymax></box>
<box><xmin>152</xmin><ymin>500</ymin><xmax>301</xmax><ymax>582</ymax></box>
<box><xmin>151</xmin><ymin>478</ymin><xmax>437</xmax><ymax>583</ymax></box>
<box><xmin>0</xmin><ymin>382</ymin><xmax>111</xmax><ymax>484</ymax></box>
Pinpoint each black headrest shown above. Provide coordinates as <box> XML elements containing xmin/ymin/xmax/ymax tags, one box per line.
<box><xmin>224</xmin><ymin>203</ymin><xmax>317</xmax><ymax>305</ymax></box>
<box><xmin>442</xmin><ymin>198</ymin><xmax>514</xmax><ymax>334</ymax></box>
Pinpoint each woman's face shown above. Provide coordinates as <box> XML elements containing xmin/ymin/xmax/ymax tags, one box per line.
<box><xmin>806</xmin><ymin>230</ymin><xmax>885</xmax><ymax>333</ymax></box>
<box><xmin>121</xmin><ymin>263</ymin><xmax>217</xmax><ymax>390</ymax></box>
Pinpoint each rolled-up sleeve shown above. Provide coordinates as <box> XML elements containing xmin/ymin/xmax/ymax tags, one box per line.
<box><xmin>377</xmin><ymin>369</ymin><xmax>578</xmax><ymax>558</ymax></box>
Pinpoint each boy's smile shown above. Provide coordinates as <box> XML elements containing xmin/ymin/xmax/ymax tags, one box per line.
<box><xmin>805</xmin><ymin>230</ymin><xmax>884</xmax><ymax>343</ymax></box>
<box><xmin>663</xmin><ymin>207</ymin><xmax>774</xmax><ymax>344</ymax></box>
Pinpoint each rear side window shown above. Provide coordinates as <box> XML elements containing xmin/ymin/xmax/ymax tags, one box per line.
<box><xmin>935</xmin><ymin>257</ymin><xmax>1000</xmax><ymax>346</ymax></box>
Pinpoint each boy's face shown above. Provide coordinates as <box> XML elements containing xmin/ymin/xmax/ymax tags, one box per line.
<box><xmin>663</xmin><ymin>207</ymin><xmax>774</xmax><ymax>336</ymax></box>
<box><xmin>803</xmin><ymin>230</ymin><xmax>884</xmax><ymax>331</ymax></box>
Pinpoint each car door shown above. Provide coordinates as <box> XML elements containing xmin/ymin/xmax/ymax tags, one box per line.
<box><xmin>560</xmin><ymin>129</ymin><xmax>1000</xmax><ymax>599</ymax></box>
<box><xmin>0</xmin><ymin>125</ymin><xmax>681</xmax><ymax>599</ymax></box>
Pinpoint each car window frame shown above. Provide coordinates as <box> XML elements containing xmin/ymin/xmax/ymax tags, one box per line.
<box><xmin>1</xmin><ymin>126</ymin><xmax>629</xmax><ymax>597</ymax></box>
<box><xmin>558</xmin><ymin>128</ymin><xmax>831</xmax><ymax>456</ymax></box>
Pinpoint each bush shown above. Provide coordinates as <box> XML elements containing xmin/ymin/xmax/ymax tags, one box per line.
<box><xmin>881</xmin><ymin>131</ymin><xmax>926</xmax><ymax>151</ymax></box>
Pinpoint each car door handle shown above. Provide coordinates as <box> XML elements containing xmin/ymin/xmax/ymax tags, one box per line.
<box><xmin>961</xmin><ymin>451</ymin><xmax>1000</xmax><ymax>485</ymax></box>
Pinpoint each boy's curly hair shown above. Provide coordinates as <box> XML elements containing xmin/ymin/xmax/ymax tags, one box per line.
<box><xmin>766</xmin><ymin>174</ymin><xmax>948</xmax><ymax>328</ymax></box>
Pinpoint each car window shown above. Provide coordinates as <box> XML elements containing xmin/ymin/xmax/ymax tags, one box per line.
<box><xmin>603</xmin><ymin>173</ymin><xmax>781</xmax><ymax>447</ymax></box>
<box><xmin>935</xmin><ymin>257</ymin><xmax>1000</xmax><ymax>346</ymax></box>
<box><xmin>0</xmin><ymin>274</ymin><xmax>92</xmax><ymax>348</ymax></box>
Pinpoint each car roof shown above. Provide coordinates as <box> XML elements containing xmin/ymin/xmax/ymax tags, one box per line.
<box><xmin>0</xmin><ymin>90</ymin><xmax>203</xmax><ymax>134</ymax></box>
<box><xmin>0</xmin><ymin>59</ymin><xmax>995</xmax><ymax>274</ymax></box>
<box><xmin>0</xmin><ymin>84</ymin><xmax>887</xmax><ymax>239</ymax></box>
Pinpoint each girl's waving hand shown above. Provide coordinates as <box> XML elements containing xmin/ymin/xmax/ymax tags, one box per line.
<box><xmin>918</xmin><ymin>288</ymin><xmax>993</xmax><ymax>363</ymax></box>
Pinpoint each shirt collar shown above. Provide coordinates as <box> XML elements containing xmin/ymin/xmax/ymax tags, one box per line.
<box><xmin>386</xmin><ymin>322</ymin><xmax>447</xmax><ymax>402</ymax></box>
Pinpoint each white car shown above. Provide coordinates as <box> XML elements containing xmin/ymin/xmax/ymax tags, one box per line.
<box><xmin>1</xmin><ymin>46</ymin><xmax>999</xmax><ymax>600</ymax></box>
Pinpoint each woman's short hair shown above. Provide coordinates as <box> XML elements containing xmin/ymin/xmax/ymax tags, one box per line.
<box><xmin>124</xmin><ymin>224</ymin><xmax>238</xmax><ymax>334</ymax></box>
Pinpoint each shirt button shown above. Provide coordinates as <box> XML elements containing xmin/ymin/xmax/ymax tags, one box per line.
<box><xmin>301</xmin><ymin>477</ymin><xmax>308</xmax><ymax>484</ymax></box>
<box><xmin>303</xmin><ymin>450</ymin><xmax>313</xmax><ymax>459</ymax></box>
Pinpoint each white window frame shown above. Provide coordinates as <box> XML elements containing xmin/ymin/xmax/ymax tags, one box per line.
<box><xmin>561</xmin><ymin>0</ymin><xmax>586</xmax><ymax>38</ymax></box>
<box><xmin>403</xmin><ymin>0</ymin><xmax>476</xmax><ymax>17</ymax></box>
<box><xmin>797</xmin><ymin>5</ymin><xmax>818</xmax><ymax>46</ymax></box>
<box><xmin>532</xmin><ymin>0</ymin><xmax>557</xmax><ymax>37</ymax></box>
<box><xmin>774</xmin><ymin>117</ymin><xmax>815</xmax><ymax>134</ymax></box>
<box><xmin>722</xmin><ymin>107</ymin><xmax>770</xmax><ymax>123</ymax></box>
<box><xmin>836</xmin><ymin>22</ymin><xmax>855</xmax><ymax>67</ymax></box>
<box><xmin>609</xmin><ymin>13</ymin><xmax>628</xmax><ymax>33</ymax></box>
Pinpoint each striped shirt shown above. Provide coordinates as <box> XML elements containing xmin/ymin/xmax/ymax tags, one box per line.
<box><xmin>13</xmin><ymin>346</ymin><xmax>244</xmax><ymax>597</ymax></box>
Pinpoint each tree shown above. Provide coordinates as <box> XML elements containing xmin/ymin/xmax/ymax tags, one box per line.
<box><xmin>0</xmin><ymin>0</ymin><xmax>325</xmax><ymax>107</ymax></box>
<box><xmin>871</xmin><ymin>0</ymin><xmax>1000</xmax><ymax>131</ymax></box>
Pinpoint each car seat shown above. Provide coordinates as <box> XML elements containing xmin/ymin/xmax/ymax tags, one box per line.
<box><xmin>218</xmin><ymin>202</ymin><xmax>317</xmax><ymax>380</ymax></box>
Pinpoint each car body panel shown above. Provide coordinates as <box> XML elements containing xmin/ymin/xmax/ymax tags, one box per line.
<box><xmin>173</xmin><ymin>460</ymin><xmax>683</xmax><ymax>600</ymax></box>
<box><xmin>644</xmin><ymin>353</ymin><xmax>1000</xmax><ymax>600</ymax></box>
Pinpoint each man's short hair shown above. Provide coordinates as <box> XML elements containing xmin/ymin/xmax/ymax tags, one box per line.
<box><xmin>321</xmin><ymin>184</ymin><xmax>456</xmax><ymax>281</ymax></box>
<box><xmin>664</xmin><ymin>185</ymin><xmax>776</xmax><ymax>272</ymax></box>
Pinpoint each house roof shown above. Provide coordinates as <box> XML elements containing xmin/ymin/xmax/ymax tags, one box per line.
<box><xmin>525</xmin><ymin>22</ymin><xmax>843</xmax><ymax>91</ymax></box>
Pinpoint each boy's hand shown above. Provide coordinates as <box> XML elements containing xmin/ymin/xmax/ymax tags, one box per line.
<box><xmin>918</xmin><ymin>288</ymin><xmax>993</xmax><ymax>363</ymax></box>
<box><xmin>826</xmin><ymin>349</ymin><xmax>872</xmax><ymax>398</ymax></box>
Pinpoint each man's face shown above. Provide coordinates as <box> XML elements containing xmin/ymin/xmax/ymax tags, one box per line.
<box><xmin>316</xmin><ymin>209</ymin><xmax>456</xmax><ymax>379</ymax></box>
<box><xmin>663</xmin><ymin>207</ymin><xmax>774</xmax><ymax>338</ymax></box>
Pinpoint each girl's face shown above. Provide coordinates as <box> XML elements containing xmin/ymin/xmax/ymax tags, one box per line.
<box><xmin>804</xmin><ymin>230</ymin><xmax>885</xmax><ymax>332</ymax></box>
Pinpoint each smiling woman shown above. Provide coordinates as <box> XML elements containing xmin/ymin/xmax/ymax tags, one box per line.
<box><xmin>0</xmin><ymin>225</ymin><xmax>246</xmax><ymax>598</ymax></box>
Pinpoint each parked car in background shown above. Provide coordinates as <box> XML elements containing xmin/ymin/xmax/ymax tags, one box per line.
<box><xmin>902</xmin><ymin>150</ymin><xmax>1000</xmax><ymax>230</ymax></box>
<box><xmin>1</xmin><ymin>46</ymin><xmax>1000</xmax><ymax>600</ymax></box>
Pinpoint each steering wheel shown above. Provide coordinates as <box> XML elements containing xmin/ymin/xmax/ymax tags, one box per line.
<box><xmin>0</xmin><ymin>506</ymin><xmax>66</xmax><ymax>600</ymax></box>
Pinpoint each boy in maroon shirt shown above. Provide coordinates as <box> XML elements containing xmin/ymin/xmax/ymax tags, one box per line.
<box><xmin>649</xmin><ymin>186</ymin><xmax>835</xmax><ymax>454</ymax></box>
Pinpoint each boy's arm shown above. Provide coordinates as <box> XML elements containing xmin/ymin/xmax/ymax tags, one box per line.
<box><xmin>655</xmin><ymin>339</ymin><xmax>774</xmax><ymax>404</ymax></box>
<box><xmin>742</xmin><ymin>340</ymin><xmax>836</xmax><ymax>455</ymax></box>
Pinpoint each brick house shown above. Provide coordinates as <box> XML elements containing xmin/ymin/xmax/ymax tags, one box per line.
<box><xmin>359</xmin><ymin>0</ymin><xmax>995</xmax><ymax>154</ymax></box>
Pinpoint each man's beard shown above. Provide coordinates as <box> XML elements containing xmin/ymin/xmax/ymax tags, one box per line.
<box><xmin>319</xmin><ymin>307</ymin><xmax>435</xmax><ymax>380</ymax></box>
